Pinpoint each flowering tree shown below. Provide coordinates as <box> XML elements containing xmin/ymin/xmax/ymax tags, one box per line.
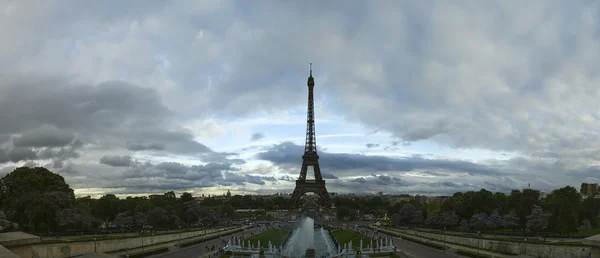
<box><xmin>202</xmin><ymin>210</ymin><xmax>220</xmax><ymax>226</ymax></box>
<box><xmin>424</xmin><ymin>213</ymin><xmax>439</xmax><ymax>227</ymax></box>
<box><xmin>470</xmin><ymin>212</ymin><xmax>488</xmax><ymax>230</ymax></box>
<box><xmin>486</xmin><ymin>209</ymin><xmax>503</xmax><ymax>229</ymax></box>
<box><xmin>457</xmin><ymin>219</ymin><xmax>470</xmax><ymax>232</ymax></box>
<box><xmin>398</xmin><ymin>204</ymin><xmax>417</xmax><ymax>225</ymax></box>
<box><xmin>56</xmin><ymin>208</ymin><xmax>96</xmax><ymax>234</ymax></box>
<box><xmin>114</xmin><ymin>211</ymin><xmax>147</xmax><ymax>230</ymax></box>
<box><xmin>502</xmin><ymin>209</ymin><xmax>519</xmax><ymax>230</ymax></box>
<box><xmin>526</xmin><ymin>205</ymin><xmax>550</xmax><ymax>233</ymax></box>
<box><xmin>439</xmin><ymin>211</ymin><xmax>459</xmax><ymax>228</ymax></box>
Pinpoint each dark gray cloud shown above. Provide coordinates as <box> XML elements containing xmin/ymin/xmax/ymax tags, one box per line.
<box><xmin>64</xmin><ymin>161</ymin><xmax>277</xmax><ymax>194</ymax></box>
<box><xmin>321</xmin><ymin>172</ymin><xmax>338</xmax><ymax>180</ymax></box>
<box><xmin>256</xmin><ymin>141</ymin><xmax>505</xmax><ymax>177</ymax></box>
<box><xmin>100</xmin><ymin>155</ymin><xmax>133</xmax><ymax>167</ymax></box>
<box><xmin>12</xmin><ymin>125</ymin><xmax>74</xmax><ymax>148</ymax></box>
<box><xmin>365</xmin><ymin>143</ymin><xmax>379</xmax><ymax>148</ymax></box>
<box><xmin>251</xmin><ymin>133</ymin><xmax>265</xmax><ymax>141</ymax></box>
<box><xmin>125</xmin><ymin>141</ymin><xmax>165</xmax><ymax>151</ymax></box>
<box><xmin>0</xmin><ymin>76</ymin><xmax>225</xmax><ymax>163</ymax></box>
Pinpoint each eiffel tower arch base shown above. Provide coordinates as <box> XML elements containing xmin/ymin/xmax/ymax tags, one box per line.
<box><xmin>291</xmin><ymin>180</ymin><xmax>331</xmax><ymax>206</ymax></box>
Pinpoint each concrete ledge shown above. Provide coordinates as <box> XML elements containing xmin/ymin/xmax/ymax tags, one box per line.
<box><xmin>584</xmin><ymin>234</ymin><xmax>600</xmax><ymax>258</ymax></box>
<box><xmin>584</xmin><ymin>234</ymin><xmax>600</xmax><ymax>246</ymax></box>
<box><xmin>0</xmin><ymin>231</ymin><xmax>41</xmax><ymax>247</ymax></box>
<box><xmin>0</xmin><ymin>244</ymin><xmax>20</xmax><ymax>258</ymax></box>
<box><xmin>75</xmin><ymin>253</ymin><xmax>119</xmax><ymax>258</ymax></box>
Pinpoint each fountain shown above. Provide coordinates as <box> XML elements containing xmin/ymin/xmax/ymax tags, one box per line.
<box><xmin>282</xmin><ymin>217</ymin><xmax>336</xmax><ymax>257</ymax></box>
<box><xmin>225</xmin><ymin>216</ymin><xmax>395</xmax><ymax>257</ymax></box>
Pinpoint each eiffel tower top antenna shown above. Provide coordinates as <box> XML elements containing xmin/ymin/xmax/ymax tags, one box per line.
<box><xmin>304</xmin><ymin>63</ymin><xmax>317</xmax><ymax>154</ymax></box>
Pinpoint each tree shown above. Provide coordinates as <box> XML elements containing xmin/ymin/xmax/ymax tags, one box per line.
<box><xmin>470</xmin><ymin>212</ymin><xmax>488</xmax><ymax>231</ymax></box>
<box><xmin>0</xmin><ymin>210</ymin><xmax>17</xmax><ymax>232</ymax></box>
<box><xmin>580</xmin><ymin>197</ymin><xmax>600</xmax><ymax>228</ymax></box>
<box><xmin>221</xmin><ymin>204</ymin><xmax>236</xmax><ymax>219</ymax></box>
<box><xmin>502</xmin><ymin>209</ymin><xmax>519</xmax><ymax>230</ymax></box>
<box><xmin>439</xmin><ymin>211</ymin><xmax>459</xmax><ymax>228</ymax></box>
<box><xmin>544</xmin><ymin>186</ymin><xmax>580</xmax><ymax>235</ymax></box>
<box><xmin>202</xmin><ymin>210</ymin><xmax>220</xmax><ymax>226</ymax></box>
<box><xmin>398</xmin><ymin>204</ymin><xmax>416</xmax><ymax>225</ymax></box>
<box><xmin>410</xmin><ymin>210</ymin><xmax>424</xmax><ymax>225</ymax></box>
<box><xmin>458</xmin><ymin>219</ymin><xmax>469</xmax><ymax>232</ymax></box>
<box><xmin>424</xmin><ymin>213</ymin><xmax>439</xmax><ymax>227</ymax></box>
<box><xmin>182</xmin><ymin>200</ymin><xmax>202</xmax><ymax>227</ymax></box>
<box><xmin>147</xmin><ymin>207</ymin><xmax>177</xmax><ymax>229</ymax></box>
<box><xmin>526</xmin><ymin>205</ymin><xmax>550</xmax><ymax>233</ymax></box>
<box><xmin>97</xmin><ymin>194</ymin><xmax>121</xmax><ymax>222</ymax></box>
<box><xmin>390</xmin><ymin>213</ymin><xmax>401</xmax><ymax>226</ymax></box>
<box><xmin>0</xmin><ymin>167</ymin><xmax>75</xmax><ymax>232</ymax></box>
<box><xmin>486</xmin><ymin>209</ymin><xmax>503</xmax><ymax>229</ymax></box>
<box><xmin>337</xmin><ymin>206</ymin><xmax>350</xmax><ymax>220</ymax></box>
<box><xmin>114</xmin><ymin>211</ymin><xmax>147</xmax><ymax>229</ymax></box>
<box><xmin>56</xmin><ymin>206</ymin><xmax>96</xmax><ymax>234</ymax></box>
<box><xmin>581</xmin><ymin>219</ymin><xmax>593</xmax><ymax>231</ymax></box>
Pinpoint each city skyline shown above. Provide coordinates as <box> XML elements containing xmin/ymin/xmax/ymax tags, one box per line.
<box><xmin>1</xmin><ymin>1</ymin><xmax>600</xmax><ymax>197</ymax></box>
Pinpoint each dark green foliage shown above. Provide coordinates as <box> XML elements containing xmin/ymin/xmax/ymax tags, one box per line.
<box><xmin>0</xmin><ymin>167</ymin><xmax>75</xmax><ymax>233</ymax></box>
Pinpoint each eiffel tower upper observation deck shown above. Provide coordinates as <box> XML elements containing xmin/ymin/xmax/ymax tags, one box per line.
<box><xmin>291</xmin><ymin>64</ymin><xmax>331</xmax><ymax>206</ymax></box>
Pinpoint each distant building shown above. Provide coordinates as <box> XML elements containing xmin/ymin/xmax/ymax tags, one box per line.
<box><xmin>426</xmin><ymin>196</ymin><xmax>450</xmax><ymax>204</ymax></box>
<box><xmin>581</xmin><ymin>183</ymin><xmax>599</xmax><ymax>196</ymax></box>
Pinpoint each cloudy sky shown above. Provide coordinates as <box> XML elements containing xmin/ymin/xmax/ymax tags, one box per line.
<box><xmin>1</xmin><ymin>0</ymin><xmax>599</xmax><ymax>197</ymax></box>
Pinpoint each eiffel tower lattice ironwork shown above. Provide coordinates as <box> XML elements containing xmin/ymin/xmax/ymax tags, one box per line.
<box><xmin>291</xmin><ymin>64</ymin><xmax>331</xmax><ymax>206</ymax></box>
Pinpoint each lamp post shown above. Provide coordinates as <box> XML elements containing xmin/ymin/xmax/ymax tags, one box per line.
<box><xmin>443</xmin><ymin>227</ymin><xmax>446</xmax><ymax>253</ymax></box>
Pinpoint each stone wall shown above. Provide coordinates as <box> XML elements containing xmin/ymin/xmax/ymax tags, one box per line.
<box><xmin>377</xmin><ymin>227</ymin><xmax>591</xmax><ymax>258</ymax></box>
<box><xmin>10</xmin><ymin>226</ymin><xmax>241</xmax><ymax>258</ymax></box>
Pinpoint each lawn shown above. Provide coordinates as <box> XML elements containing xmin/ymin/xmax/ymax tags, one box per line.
<box><xmin>246</xmin><ymin>229</ymin><xmax>290</xmax><ymax>248</ymax></box>
<box><xmin>331</xmin><ymin>229</ymin><xmax>377</xmax><ymax>248</ymax></box>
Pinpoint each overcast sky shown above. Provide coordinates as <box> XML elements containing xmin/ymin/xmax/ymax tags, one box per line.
<box><xmin>1</xmin><ymin>0</ymin><xmax>599</xmax><ymax>197</ymax></box>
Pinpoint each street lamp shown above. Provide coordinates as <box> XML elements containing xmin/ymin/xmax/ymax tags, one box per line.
<box><xmin>443</xmin><ymin>227</ymin><xmax>446</xmax><ymax>253</ymax></box>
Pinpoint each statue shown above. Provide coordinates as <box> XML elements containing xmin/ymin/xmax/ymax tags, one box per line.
<box><xmin>259</xmin><ymin>246</ymin><xmax>265</xmax><ymax>257</ymax></box>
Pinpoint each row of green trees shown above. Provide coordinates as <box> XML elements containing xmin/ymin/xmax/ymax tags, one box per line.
<box><xmin>333</xmin><ymin>187</ymin><xmax>598</xmax><ymax>235</ymax></box>
<box><xmin>0</xmin><ymin>167</ymin><xmax>231</xmax><ymax>234</ymax></box>
<box><xmin>1</xmin><ymin>166</ymin><xmax>598</xmax><ymax>236</ymax></box>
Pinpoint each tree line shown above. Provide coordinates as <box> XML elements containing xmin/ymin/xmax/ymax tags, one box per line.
<box><xmin>335</xmin><ymin>187</ymin><xmax>599</xmax><ymax>236</ymax></box>
<box><xmin>1</xmin><ymin>166</ymin><xmax>598</xmax><ymax>236</ymax></box>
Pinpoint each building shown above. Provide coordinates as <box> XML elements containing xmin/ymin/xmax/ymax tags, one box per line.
<box><xmin>581</xmin><ymin>183</ymin><xmax>599</xmax><ymax>196</ymax></box>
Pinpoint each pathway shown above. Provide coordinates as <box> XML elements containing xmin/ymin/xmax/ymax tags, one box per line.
<box><xmin>371</xmin><ymin>227</ymin><xmax>521</xmax><ymax>258</ymax></box>
<box><xmin>361</xmin><ymin>228</ymin><xmax>463</xmax><ymax>258</ymax></box>
<box><xmin>146</xmin><ymin>227</ymin><xmax>263</xmax><ymax>258</ymax></box>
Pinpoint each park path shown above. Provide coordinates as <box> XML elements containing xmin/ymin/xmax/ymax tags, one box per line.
<box><xmin>146</xmin><ymin>227</ymin><xmax>263</xmax><ymax>258</ymax></box>
<box><xmin>361</xmin><ymin>228</ymin><xmax>464</xmax><ymax>258</ymax></box>
<box><xmin>417</xmin><ymin>227</ymin><xmax>583</xmax><ymax>243</ymax></box>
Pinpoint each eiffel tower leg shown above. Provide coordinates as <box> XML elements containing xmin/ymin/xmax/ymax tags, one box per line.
<box><xmin>291</xmin><ymin>185</ymin><xmax>304</xmax><ymax>206</ymax></box>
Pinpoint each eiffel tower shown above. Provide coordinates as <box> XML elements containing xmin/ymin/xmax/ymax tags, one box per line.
<box><xmin>291</xmin><ymin>64</ymin><xmax>331</xmax><ymax>206</ymax></box>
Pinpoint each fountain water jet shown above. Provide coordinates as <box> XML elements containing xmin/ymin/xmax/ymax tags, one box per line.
<box><xmin>282</xmin><ymin>217</ymin><xmax>337</xmax><ymax>257</ymax></box>
<box><xmin>282</xmin><ymin>217</ymin><xmax>315</xmax><ymax>256</ymax></box>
